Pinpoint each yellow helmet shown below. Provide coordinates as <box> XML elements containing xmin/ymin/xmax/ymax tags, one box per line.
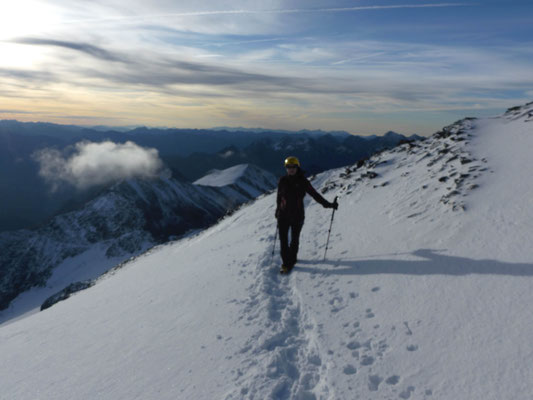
<box><xmin>284</xmin><ymin>156</ymin><xmax>300</xmax><ymax>167</ymax></box>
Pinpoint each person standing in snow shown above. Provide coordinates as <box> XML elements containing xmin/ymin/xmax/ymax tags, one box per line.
<box><xmin>275</xmin><ymin>156</ymin><xmax>338</xmax><ymax>273</ymax></box>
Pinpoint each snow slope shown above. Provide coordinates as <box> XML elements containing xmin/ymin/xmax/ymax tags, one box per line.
<box><xmin>194</xmin><ymin>163</ymin><xmax>277</xmax><ymax>200</ymax></box>
<box><xmin>195</xmin><ymin>164</ymin><xmax>264</xmax><ymax>187</ymax></box>
<box><xmin>0</xmin><ymin>164</ymin><xmax>276</xmax><ymax>325</ymax></box>
<box><xmin>1</xmin><ymin>104</ymin><xmax>533</xmax><ymax>399</ymax></box>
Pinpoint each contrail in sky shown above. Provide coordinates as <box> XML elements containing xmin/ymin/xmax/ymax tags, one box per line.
<box><xmin>68</xmin><ymin>3</ymin><xmax>475</xmax><ymax>23</ymax></box>
<box><xmin>171</xmin><ymin>3</ymin><xmax>475</xmax><ymax>16</ymax></box>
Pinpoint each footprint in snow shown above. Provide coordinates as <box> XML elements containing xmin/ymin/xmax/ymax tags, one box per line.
<box><xmin>343</xmin><ymin>364</ymin><xmax>357</xmax><ymax>375</ymax></box>
<box><xmin>377</xmin><ymin>339</ymin><xmax>388</xmax><ymax>357</ymax></box>
<box><xmin>346</xmin><ymin>340</ymin><xmax>361</xmax><ymax>350</ymax></box>
<box><xmin>329</xmin><ymin>296</ymin><xmax>344</xmax><ymax>312</ymax></box>
<box><xmin>399</xmin><ymin>386</ymin><xmax>416</xmax><ymax>399</ymax></box>
<box><xmin>385</xmin><ymin>375</ymin><xmax>400</xmax><ymax>385</ymax></box>
<box><xmin>360</xmin><ymin>355</ymin><xmax>374</xmax><ymax>366</ymax></box>
<box><xmin>368</xmin><ymin>375</ymin><xmax>383</xmax><ymax>391</ymax></box>
<box><xmin>407</xmin><ymin>344</ymin><xmax>419</xmax><ymax>352</ymax></box>
<box><xmin>348</xmin><ymin>330</ymin><xmax>358</xmax><ymax>338</ymax></box>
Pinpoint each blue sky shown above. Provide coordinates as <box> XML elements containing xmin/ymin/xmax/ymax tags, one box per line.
<box><xmin>0</xmin><ymin>0</ymin><xmax>532</xmax><ymax>135</ymax></box>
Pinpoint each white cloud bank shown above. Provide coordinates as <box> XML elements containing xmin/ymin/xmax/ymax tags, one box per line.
<box><xmin>34</xmin><ymin>141</ymin><xmax>164</xmax><ymax>190</ymax></box>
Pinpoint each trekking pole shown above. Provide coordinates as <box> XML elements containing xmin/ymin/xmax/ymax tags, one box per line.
<box><xmin>323</xmin><ymin>196</ymin><xmax>338</xmax><ymax>261</ymax></box>
<box><xmin>270</xmin><ymin>224</ymin><xmax>278</xmax><ymax>265</ymax></box>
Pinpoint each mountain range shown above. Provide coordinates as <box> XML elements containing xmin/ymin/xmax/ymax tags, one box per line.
<box><xmin>0</xmin><ymin>120</ymin><xmax>420</xmax><ymax>232</ymax></box>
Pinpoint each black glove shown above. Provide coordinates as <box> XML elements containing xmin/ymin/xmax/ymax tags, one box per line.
<box><xmin>327</xmin><ymin>200</ymin><xmax>338</xmax><ymax>210</ymax></box>
<box><xmin>275</xmin><ymin>208</ymin><xmax>279</xmax><ymax>219</ymax></box>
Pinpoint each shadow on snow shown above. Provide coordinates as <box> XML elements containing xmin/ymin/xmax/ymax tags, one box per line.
<box><xmin>295</xmin><ymin>249</ymin><xmax>533</xmax><ymax>277</ymax></box>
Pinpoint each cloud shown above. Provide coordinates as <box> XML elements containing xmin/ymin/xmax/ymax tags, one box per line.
<box><xmin>46</xmin><ymin>2</ymin><xmax>475</xmax><ymax>36</ymax></box>
<box><xmin>0</xmin><ymin>67</ymin><xmax>55</xmax><ymax>82</ymax></box>
<box><xmin>35</xmin><ymin>1</ymin><xmax>475</xmax><ymax>39</ymax></box>
<box><xmin>61</xmin><ymin>3</ymin><xmax>475</xmax><ymax>19</ymax></box>
<box><xmin>33</xmin><ymin>141</ymin><xmax>164</xmax><ymax>190</ymax></box>
<box><xmin>7</xmin><ymin>37</ymin><xmax>305</xmax><ymax>91</ymax></box>
<box><xmin>94</xmin><ymin>57</ymin><xmax>300</xmax><ymax>88</ymax></box>
<box><xmin>12</xmin><ymin>38</ymin><xmax>126</xmax><ymax>62</ymax></box>
<box><xmin>274</xmin><ymin>3</ymin><xmax>474</xmax><ymax>14</ymax></box>
<box><xmin>2</xmin><ymin>1</ymin><xmax>530</xmax><ymax>133</ymax></box>
<box><xmin>0</xmin><ymin>109</ymin><xmax>33</xmax><ymax>114</ymax></box>
<box><xmin>6</xmin><ymin>34</ymin><xmax>533</xmax><ymax>115</ymax></box>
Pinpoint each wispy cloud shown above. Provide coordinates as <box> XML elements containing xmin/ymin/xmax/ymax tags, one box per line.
<box><xmin>1</xmin><ymin>0</ymin><xmax>531</xmax><ymax>134</ymax></box>
<box><xmin>12</xmin><ymin>38</ymin><xmax>125</xmax><ymax>62</ymax></box>
<box><xmin>65</xmin><ymin>3</ymin><xmax>475</xmax><ymax>21</ymax></box>
<box><xmin>0</xmin><ymin>67</ymin><xmax>56</xmax><ymax>82</ymax></box>
<box><xmin>283</xmin><ymin>3</ymin><xmax>475</xmax><ymax>13</ymax></box>
<box><xmin>43</xmin><ymin>2</ymin><xmax>476</xmax><ymax>39</ymax></box>
<box><xmin>5</xmin><ymin>35</ymin><xmax>533</xmax><ymax>107</ymax></box>
<box><xmin>0</xmin><ymin>109</ymin><xmax>33</xmax><ymax>114</ymax></box>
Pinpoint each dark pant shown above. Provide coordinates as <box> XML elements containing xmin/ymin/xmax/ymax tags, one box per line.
<box><xmin>278</xmin><ymin>217</ymin><xmax>304</xmax><ymax>267</ymax></box>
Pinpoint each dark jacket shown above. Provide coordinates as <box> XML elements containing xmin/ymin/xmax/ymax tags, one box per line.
<box><xmin>276</xmin><ymin>169</ymin><xmax>331</xmax><ymax>221</ymax></box>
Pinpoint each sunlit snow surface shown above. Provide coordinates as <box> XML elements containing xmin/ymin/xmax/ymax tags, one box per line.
<box><xmin>1</xmin><ymin>104</ymin><xmax>533</xmax><ymax>399</ymax></box>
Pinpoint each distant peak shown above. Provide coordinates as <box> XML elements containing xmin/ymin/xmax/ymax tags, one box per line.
<box><xmin>194</xmin><ymin>163</ymin><xmax>271</xmax><ymax>188</ymax></box>
<box><xmin>384</xmin><ymin>131</ymin><xmax>402</xmax><ymax>137</ymax></box>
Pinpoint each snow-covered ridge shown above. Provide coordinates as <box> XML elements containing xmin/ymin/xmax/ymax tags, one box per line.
<box><xmin>194</xmin><ymin>163</ymin><xmax>277</xmax><ymax>198</ymax></box>
<box><xmin>2</xmin><ymin>104</ymin><xmax>533</xmax><ymax>399</ymax></box>
<box><xmin>319</xmin><ymin>116</ymin><xmax>485</xmax><ymax>215</ymax></box>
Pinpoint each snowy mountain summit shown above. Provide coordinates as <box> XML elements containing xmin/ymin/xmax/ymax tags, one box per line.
<box><xmin>194</xmin><ymin>163</ymin><xmax>277</xmax><ymax>200</ymax></box>
<box><xmin>1</xmin><ymin>103</ymin><xmax>533</xmax><ymax>400</ymax></box>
